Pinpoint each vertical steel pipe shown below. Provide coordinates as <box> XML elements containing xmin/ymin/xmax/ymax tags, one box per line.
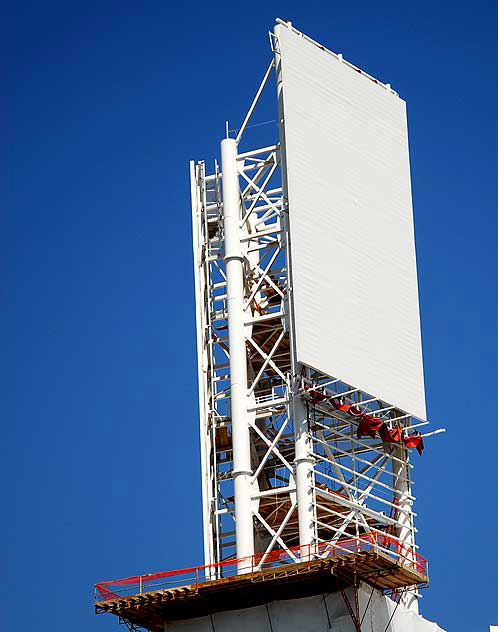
<box><xmin>392</xmin><ymin>442</ymin><xmax>419</xmax><ymax>613</ymax></box>
<box><xmin>221</xmin><ymin>138</ymin><xmax>254</xmax><ymax>571</ymax></box>
<box><xmin>292</xmin><ymin>394</ymin><xmax>315</xmax><ymax>556</ymax></box>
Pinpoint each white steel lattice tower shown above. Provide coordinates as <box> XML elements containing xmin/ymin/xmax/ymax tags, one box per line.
<box><xmin>191</xmin><ymin>20</ymin><xmax>435</xmax><ymax>613</ymax></box>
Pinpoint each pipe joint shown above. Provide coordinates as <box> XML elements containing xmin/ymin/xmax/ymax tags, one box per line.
<box><xmin>233</xmin><ymin>469</ymin><xmax>253</xmax><ymax>477</ymax></box>
<box><xmin>294</xmin><ymin>456</ymin><xmax>315</xmax><ymax>466</ymax></box>
<box><xmin>224</xmin><ymin>254</ymin><xmax>245</xmax><ymax>263</ymax></box>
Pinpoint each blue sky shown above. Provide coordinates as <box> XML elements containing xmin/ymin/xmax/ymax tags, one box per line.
<box><xmin>4</xmin><ymin>1</ymin><xmax>498</xmax><ymax>631</ymax></box>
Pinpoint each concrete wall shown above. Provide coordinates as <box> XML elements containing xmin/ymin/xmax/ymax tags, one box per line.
<box><xmin>164</xmin><ymin>584</ymin><xmax>446</xmax><ymax>632</ymax></box>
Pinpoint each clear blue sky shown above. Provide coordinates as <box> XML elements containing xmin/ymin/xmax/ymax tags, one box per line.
<box><xmin>4</xmin><ymin>1</ymin><xmax>497</xmax><ymax>631</ymax></box>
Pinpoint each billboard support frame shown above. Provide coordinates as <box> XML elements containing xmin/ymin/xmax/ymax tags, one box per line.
<box><xmin>190</xmin><ymin>21</ymin><xmax>437</xmax><ymax>612</ymax></box>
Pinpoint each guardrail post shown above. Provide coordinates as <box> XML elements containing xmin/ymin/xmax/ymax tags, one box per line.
<box><xmin>139</xmin><ymin>576</ymin><xmax>142</xmax><ymax>595</ymax></box>
<box><xmin>373</xmin><ymin>532</ymin><xmax>379</xmax><ymax>554</ymax></box>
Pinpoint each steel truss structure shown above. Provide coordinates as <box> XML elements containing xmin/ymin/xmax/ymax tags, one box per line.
<box><xmin>190</xmin><ymin>24</ymin><xmax>431</xmax><ymax>611</ymax></box>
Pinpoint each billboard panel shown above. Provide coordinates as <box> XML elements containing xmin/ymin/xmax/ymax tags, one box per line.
<box><xmin>276</xmin><ymin>24</ymin><xmax>426</xmax><ymax>419</ymax></box>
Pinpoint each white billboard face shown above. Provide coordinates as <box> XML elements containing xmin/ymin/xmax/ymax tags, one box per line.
<box><xmin>276</xmin><ymin>25</ymin><xmax>426</xmax><ymax>420</ymax></box>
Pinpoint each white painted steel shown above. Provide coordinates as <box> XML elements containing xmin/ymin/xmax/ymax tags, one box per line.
<box><xmin>221</xmin><ymin>138</ymin><xmax>255</xmax><ymax>569</ymax></box>
<box><xmin>190</xmin><ymin>161</ymin><xmax>215</xmax><ymax>573</ymax></box>
<box><xmin>236</xmin><ymin>59</ymin><xmax>275</xmax><ymax>144</ymax></box>
<box><xmin>392</xmin><ymin>442</ymin><xmax>419</xmax><ymax>613</ymax></box>
<box><xmin>191</xmin><ymin>144</ymin><xmax>301</xmax><ymax>570</ymax></box>
<box><xmin>192</xmin><ymin>87</ymin><xmax>421</xmax><ymax>578</ymax></box>
<box><xmin>275</xmin><ymin>23</ymin><xmax>426</xmax><ymax>421</ymax></box>
<box><xmin>292</xmin><ymin>395</ymin><xmax>315</xmax><ymax>555</ymax></box>
<box><xmin>190</xmin><ymin>23</ymin><xmax>434</xmax><ymax>599</ymax></box>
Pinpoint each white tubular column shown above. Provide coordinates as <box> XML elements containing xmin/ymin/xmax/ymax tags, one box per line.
<box><xmin>292</xmin><ymin>391</ymin><xmax>315</xmax><ymax>558</ymax></box>
<box><xmin>221</xmin><ymin>138</ymin><xmax>254</xmax><ymax>572</ymax></box>
<box><xmin>392</xmin><ymin>443</ymin><xmax>419</xmax><ymax>613</ymax></box>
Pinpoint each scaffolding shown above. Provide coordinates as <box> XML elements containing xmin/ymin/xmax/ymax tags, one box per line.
<box><xmin>95</xmin><ymin>534</ymin><xmax>428</xmax><ymax>632</ymax></box>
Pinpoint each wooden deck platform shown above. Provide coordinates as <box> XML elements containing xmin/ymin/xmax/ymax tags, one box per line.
<box><xmin>95</xmin><ymin>550</ymin><xmax>428</xmax><ymax>631</ymax></box>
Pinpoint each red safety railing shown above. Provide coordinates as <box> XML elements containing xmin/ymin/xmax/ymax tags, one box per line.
<box><xmin>94</xmin><ymin>533</ymin><xmax>427</xmax><ymax>602</ymax></box>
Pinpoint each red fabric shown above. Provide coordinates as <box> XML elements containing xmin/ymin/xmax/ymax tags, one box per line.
<box><xmin>97</xmin><ymin>565</ymin><xmax>200</xmax><ymax>589</ymax></box>
<box><xmin>378</xmin><ymin>423</ymin><xmax>394</xmax><ymax>442</ymax></box>
<box><xmin>417</xmin><ymin>437</ymin><xmax>424</xmax><ymax>455</ymax></box>
<box><xmin>362</xmin><ymin>414</ymin><xmax>384</xmax><ymax>431</ymax></box>
<box><xmin>357</xmin><ymin>416</ymin><xmax>374</xmax><ymax>438</ymax></box>
<box><xmin>378</xmin><ymin>423</ymin><xmax>403</xmax><ymax>443</ymax></box>
<box><xmin>310</xmin><ymin>390</ymin><xmax>328</xmax><ymax>405</ymax></box>
<box><xmin>96</xmin><ymin>585</ymin><xmax>120</xmax><ymax>601</ymax></box>
<box><xmin>403</xmin><ymin>434</ymin><xmax>424</xmax><ymax>455</ymax></box>
<box><xmin>357</xmin><ymin>415</ymin><xmax>384</xmax><ymax>439</ymax></box>
<box><xmin>403</xmin><ymin>435</ymin><xmax>419</xmax><ymax>448</ymax></box>
<box><xmin>304</xmin><ymin>389</ymin><xmax>425</xmax><ymax>455</ymax></box>
<box><xmin>358</xmin><ymin>417</ymin><xmax>407</xmax><ymax>445</ymax></box>
<box><xmin>331</xmin><ymin>398</ymin><xmax>351</xmax><ymax>413</ymax></box>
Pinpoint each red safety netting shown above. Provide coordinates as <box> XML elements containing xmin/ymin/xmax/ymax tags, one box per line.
<box><xmin>94</xmin><ymin>533</ymin><xmax>428</xmax><ymax>602</ymax></box>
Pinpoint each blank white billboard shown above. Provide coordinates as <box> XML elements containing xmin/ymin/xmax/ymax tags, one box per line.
<box><xmin>275</xmin><ymin>24</ymin><xmax>426</xmax><ymax>420</ymax></box>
